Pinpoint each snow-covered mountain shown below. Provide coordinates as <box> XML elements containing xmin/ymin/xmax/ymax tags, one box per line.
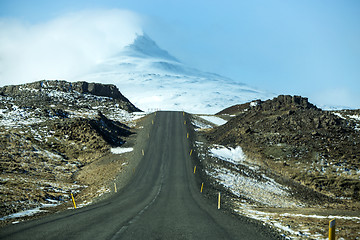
<box><xmin>79</xmin><ymin>34</ymin><xmax>275</xmax><ymax>114</ymax></box>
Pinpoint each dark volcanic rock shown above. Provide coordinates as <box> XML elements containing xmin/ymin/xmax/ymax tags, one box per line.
<box><xmin>90</xmin><ymin>111</ymin><xmax>133</xmax><ymax>147</ymax></box>
<box><xmin>71</xmin><ymin>81</ymin><xmax>131</xmax><ymax>104</ymax></box>
<box><xmin>218</xmin><ymin>95</ymin><xmax>317</xmax><ymax>115</ymax></box>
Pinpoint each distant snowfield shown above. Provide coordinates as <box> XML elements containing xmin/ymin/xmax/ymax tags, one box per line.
<box><xmin>78</xmin><ymin>35</ymin><xmax>274</xmax><ymax>114</ymax></box>
<box><xmin>199</xmin><ymin>116</ymin><xmax>227</xmax><ymax>126</ymax></box>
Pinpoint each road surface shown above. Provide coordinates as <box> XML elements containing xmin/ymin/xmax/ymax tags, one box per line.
<box><xmin>0</xmin><ymin>111</ymin><xmax>275</xmax><ymax>239</ymax></box>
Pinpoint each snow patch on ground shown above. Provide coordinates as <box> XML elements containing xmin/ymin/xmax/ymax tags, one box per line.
<box><xmin>0</xmin><ymin>201</ymin><xmax>61</xmax><ymax>221</ymax></box>
<box><xmin>234</xmin><ymin>204</ymin><xmax>360</xmax><ymax>239</ymax></box>
<box><xmin>191</xmin><ymin>119</ymin><xmax>212</xmax><ymax>131</ymax></box>
<box><xmin>210</xmin><ymin>145</ymin><xmax>246</xmax><ymax>164</ymax></box>
<box><xmin>235</xmin><ymin>207</ymin><xmax>306</xmax><ymax>239</ymax></box>
<box><xmin>280</xmin><ymin>212</ymin><xmax>360</xmax><ymax>221</ymax></box>
<box><xmin>332</xmin><ymin>112</ymin><xmax>346</xmax><ymax>119</ymax></box>
<box><xmin>110</xmin><ymin>147</ymin><xmax>133</xmax><ymax>154</ymax></box>
<box><xmin>95</xmin><ymin>187</ymin><xmax>111</xmax><ymax>199</ymax></box>
<box><xmin>349</xmin><ymin>115</ymin><xmax>360</xmax><ymax>121</ymax></box>
<box><xmin>77</xmin><ymin>200</ymin><xmax>94</xmax><ymax>208</ymax></box>
<box><xmin>0</xmin><ymin>207</ymin><xmax>46</xmax><ymax>221</ymax></box>
<box><xmin>0</xmin><ymin>102</ymin><xmax>45</xmax><ymax>127</ymax></box>
<box><xmin>207</xmin><ymin>144</ymin><xmax>299</xmax><ymax>208</ymax></box>
<box><xmin>332</xmin><ymin>112</ymin><xmax>360</xmax><ymax>122</ymax></box>
<box><xmin>199</xmin><ymin>115</ymin><xmax>227</xmax><ymax>126</ymax></box>
<box><xmin>208</xmin><ymin>167</ymin><xmax>295</xmax><ymax>208</ymax></box>
<box><xmin>250</xmin><ymin>101</ymin><xmax>258</xmax><ymax>107</ymax></box>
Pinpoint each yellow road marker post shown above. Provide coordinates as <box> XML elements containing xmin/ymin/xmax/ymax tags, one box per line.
<box><xmin>71</xmin><ymin>192</ymin><xmax>77</xmax><ymax>209</ymax></box>
<box><xmin>329</xmin><ymin>219</ymin><xmax>336</xmax><ymax>240</ymax></box>
<box><xmin>114</xmin><ymin>183</ymin><xmax>117</xmax><ymax>193</ymax></box>
<box><xmin>200</xmin><ymin>182</ymin><xmax>204</xmax><ymax>193</ymax></box>
<box><xmin>152</xmin><ymin>120</ymin><xmax>154</xmax><ymax>125</ymax></box>
<box><xmin>193</xmin><ymin>166</ymin><xmax>196</xmax><ymax>174</ymax></box>
<box><xmin>142</xmin><ymin>149</ymin><xmax>144</xmax><ymax>156</ymax></box>
<box><xmin>218</xmin><ymin>192</ymin><xmax>221</xmax><ymax>209</ymax></box>
<box><xmin>187</xmin><ymin>133</ymin><xmax>189</xmax><ymax>138</ymax></box>
<box><xmin>190</xmin><ymin>149</ymin><xmax>193</xmax><ymax>156</ymax></box>
<box><xmin>183</xmin><ymin>112</ymin><xmax>185</xmax><ymax>116</ymax></box>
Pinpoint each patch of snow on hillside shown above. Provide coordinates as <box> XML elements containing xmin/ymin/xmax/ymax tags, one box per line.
<box><xmin>111</xmin><ymin>147</ymin><xmax>133</xmax><ymax>154</ymax></box>
<box><xmin>210</xmin><ymin>145</ymin><xmax>246</xmax><ymax>164</ymax></box>
<box><xmin>0</xmin><ymin>207</ymin><xmax>46</xmax><ymax>221</ymax></box>
<box><xmin>131</xmin><ymin>112</ymin><xmax>147</xmax><ymax>120</ymax></box>
<box><xmin>209</xmin><ymin>167</ymin><xmax>294</xmax><ymax>208</ymax></box>
<box><xmin>0</xmin><ymin>102</ymin><xmax>45</xmax><ymax>127</ymax></box>
<box><xmin>349</xmin><ymin>115</ymin><xmax>360</xmax><ymax>121</ymax></box>
<box><xmin>191</xmin><ymin>119</ymin><xmax>212</xmax><ymax>131</ymax></box>
<box><xmin>234</xmin><ymin>207</ymin><xmax>305</xmax><ymax>239</ymax></box>
<box><xmin>40</xmin><ymin>150</ymin><xmax>64</xmax><ymax>161</ymax></box>
<box><xmin>250</xmin><ymin>101</ymin><xmax>258</xmax><ymax>107</ymax></box>
<box><xmin>199</xmin><ymin>116</ymin><xmax>227</xmax><ymax>126</ymax></box>
<box><xmin>280</xmin><ymin>213</ymin><xmax>360</xmax><ymax>221</ymax></box>
<box><xmin>207</xmin><ymin>144</ymin><xmax>301</xmax><ymax>208</ymax></box>
<box><xmin>333</xmin><ymin>112</ymin><xmax>346</xmax><ymax>119</ymax></box>
<box><xmin>0</xmin><ymin>201</ymin><xmax>61</xmax><ymax>221</ymax></box>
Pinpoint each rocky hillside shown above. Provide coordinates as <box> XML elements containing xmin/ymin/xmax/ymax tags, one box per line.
<box><xmin>0</xmin><ymin>80</ymin><xmax>140</xmax><ymax>112</ymax></box>
<box><xmin>207</xmin><ymin>95</ymin><xmax>360</xmax><ymax>202</ymax></box>
<box><xmin>0</xmin><ymin>80</ymin><xmax>141</xmax><ymax>219</ymax></box>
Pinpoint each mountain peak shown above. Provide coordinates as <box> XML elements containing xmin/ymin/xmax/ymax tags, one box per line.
<box><xmin>80</xmin><ymin>34</ymin><xmax>274</xmax><ymax>113</ymax></box>
<box><xmin>124</xmin><ymin>34</ymin><xmax>179</xmax><ymax>62</ymax></box>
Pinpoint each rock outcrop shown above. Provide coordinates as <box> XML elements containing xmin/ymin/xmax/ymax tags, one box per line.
<box><xmin>0</xmin><ymin>80</ymin><xmax>141</xmax><ymax>112</ymax></box>
<box><xmin>218</xmin><ymin>95</ymin><xmax>317</xmax><ymax>115</ymax></box>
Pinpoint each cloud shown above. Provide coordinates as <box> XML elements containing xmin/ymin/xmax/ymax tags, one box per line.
<box><xmin>0</xmin><ymin>9</ymin><xmax>143</xmax><ymax>86</ymax></box>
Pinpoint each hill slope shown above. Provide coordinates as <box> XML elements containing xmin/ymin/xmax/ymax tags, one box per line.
<box><xmin>207</xmin><ymin>95</ymin><xmax>360</xmax><ymax>201</ymax></box>
<box><xmin>0</xmin><ymin>80</ymin><xmax>142</xmax><ymax>220</ymax></box>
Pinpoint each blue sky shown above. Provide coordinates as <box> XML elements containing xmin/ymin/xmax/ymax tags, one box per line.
<box><xmin>1</xmin><ymin>0</ymin><xmax>359</xmax><ymax>108</ymax></box>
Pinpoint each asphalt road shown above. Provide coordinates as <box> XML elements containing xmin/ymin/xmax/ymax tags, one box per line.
<box><xmin>0</xmin><ymin>111</ymin><xmax>275</xmax><ymax>240</ymax></box>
